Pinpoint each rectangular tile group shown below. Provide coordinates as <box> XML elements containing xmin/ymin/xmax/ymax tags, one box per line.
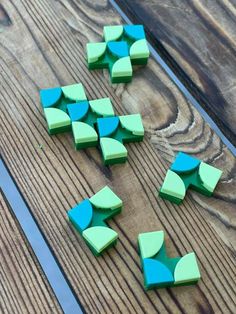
<box><xmin>40</xmin><ymin>83</ymin><xmax>144</xmax><ymax>165</ymax></box>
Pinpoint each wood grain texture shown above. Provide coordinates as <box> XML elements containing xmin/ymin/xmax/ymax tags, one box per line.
<box><xmin>0</xmin><ymin>0</ymin><xmax>235</xmax><ymax>313</ymax></box>
<box><xmin>116</xmin><ymin>0</ymin><xmax>236</xmax><ymax>146</ymax></box>
<box><xmin>0</xmin><ymin>192</ymin><xmax>62</xmax><ymax>314</ymax></box>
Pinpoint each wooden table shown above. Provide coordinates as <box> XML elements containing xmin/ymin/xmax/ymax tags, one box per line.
<box><xmin>0</xmin><ymin>1</ymin><xmax>235</xmax><ymax>313</ymax></box>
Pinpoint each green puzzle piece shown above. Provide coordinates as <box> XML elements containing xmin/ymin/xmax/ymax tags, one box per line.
<box><xmin>174</xmin><ymin>253</ymin><xmax>201</xmax><ymax>285</ymax></box>
<box><xmin>89</xmin><ymin>98</ymin><xmax>114</xmax><ymax>117</ymax></box>
<box><xmin>44</xmin><ymin>108</ymin><xmax>71</xmax><ymax>134</ymax></box>
<box><xmin>100</xmin><ymin>137</ymin><xmax>128</xmax><ymax>165</ymax></box>
<box><xmin>103</xmin><ymin>25</ymin><xmax>123</xmax><ymax>42</ymax></box>
<box><xmin>62</xmin><ymin>83</ymin><xmax>87</xmax><ymax>102</ymax></box>
<box><xmin>86</xmin><ymin>24</ymin><xmax>150</xmax><ymax>83</ymax></box>
<box><xmin>89</xmin><ymin>185</ymin><xmax>123</xmax><ymax>210</ymax></box>
<box><xmin>72</xmin><ymin>121</ymin><xmax>98</xmax><ymax>149</ymax></box>
<box><xmin>138</xmin><ymin>230</ymin><xmax>201</xmax><ymax>289</ymax></box>
<box><xmin>159</xmin><ymin>153</ymin><xmax>222</xmax><ymax>204</ymax></box>
<box><xmin>68</xmin><ymin>186</ymin><xmax>122</xmax><ymax>256</ymax></box>
<box><xmin>82</xmin><ymin>226</ymin><xmax>118</xmax><ymax>256</ymax></box>
<box><xmin>138</xmin><ymin>231</ymin><xmax>164</xmax><ymax>259</ymax></box>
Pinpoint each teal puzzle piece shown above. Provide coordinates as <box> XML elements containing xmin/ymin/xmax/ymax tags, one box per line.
<box><xmin>86</xmin><ymin>25</ymin><xmax>150</xmax><ymax>83</ymax></box>
<box><xmin>68</xmin><ymin>186</ymin><xmax>123</xmax><ymax>256</ymax></box>
<box><xmin>159</xmin><ymin>152</ymin><xmax>223</xmax><ymax>204</ymax></box>
<box><xmin>138</xmin><ymin>231</ymin><xmax>201</xmax><ymax>290</ymax></box>
<box><xmin>97</xmin><ymin>114</ymin><xmax>145</xmax><ymax>165</ymax></box>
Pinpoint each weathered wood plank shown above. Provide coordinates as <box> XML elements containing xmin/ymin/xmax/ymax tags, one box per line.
<box><xmin>116</xmin><ymin>0</ymin><xmax>236</xmax><ymax>146</ymax></box>
<box><xmin>0</xmin><ymin>0</ymin><xmax>235</xmax><ymax>313</ymax></box>
<box><xmin>0</xmin><ymin>192</ymin><xmax>62</xmax><ymax>314</ymax></box>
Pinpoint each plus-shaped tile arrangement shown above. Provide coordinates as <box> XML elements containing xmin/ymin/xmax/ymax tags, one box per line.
<box><xmin>40</xmin><ymin>83</ymin><xmax>144</xmax><ymax>163</ymax></box>
<box><xmin>86</xmin><ymin>25</ymin><xmax>150</xmax><ymax>83</ymax></box>
<box><xmin>159</xmin><ymin>152</ymin><xmax>223</xmax><ymax>204</ymax></box>
<box><xmin>68</xmin><ymin>186</ymin><xmax>122</xmax><ymax>256</ymax></box>
<box><xmin>138</xmin><ymin>231</ymin><xmax>201</xmax><ymax>289</ymax></box>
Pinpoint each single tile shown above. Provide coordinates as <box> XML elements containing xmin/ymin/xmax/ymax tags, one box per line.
<box><xmin>174</xmin><ymin>253</ymin><xmax>201</xmax><ymax>285</ymax></box>
<box><xmin>89</xmin><ymin>98</ymin><xmax>114</xmax><ymax>117</ymax></box>
<box><xmin>72</xmin><ymin>121</ymin><xmax>98</xmax><ymax>149</ymax></box>
<box><xmin>198</xmin><ymin>162</ymin><xmax>222</xmax><ymax>193</ymax></box>
<box><xmin>170</xmin><ymin>152</ymin><xmax>200</xmax><ymax>173</ymax></box>
<box><xmin>62</xmin><ymin>83</ymin><xmax>87</xmax><ymax>102</ymax></box>
<box><xmin>86</xmin><ymin>42</ymin><xmax>107</xmax><ymax>63</ymax></box>
<box><xmin>103</xmin><ymin>25</ymin><xmax>123</xmax><ymax>42</ymax></box>
<box><xmin>68</xmin><ymin>199</ymin><xmax>93</xmax><ymax>232</ymax></box>
<box><xmin>124</xmin><ymin>25</ymin><xmax>145</xmax><ymax>40</ymax></box>
<box><xmin>97</xmin><ymin>116</ymin><xmax>119</xmax><ymax>137</ymax></box>
<box><xmin>44</xmin><ymin>108</ymin><xmax>71</xmax><ymax>134</ymax></box>
<box><xmin>107</xmin><ymin>41</ymin><xmax>129</xmax><ymax>58</ymax></box>
<box><xmin>119</xmin><ymin>113</ymin><xmax>144</xmax><ymax>136</ymax></box>
<box><xmin>89</xmin><ymin>186</ymin><xmax>123</xmax><ymax>210</ymax></box>
<box><xmin>111</xmin><ymin>56</ymin><xmax>132</xmax><ymax>79</ymax></box>
<box><xmin>82</xmin><ymin>226</ymin><xmax>118</xmax><ymax>255</ymax></box>
<box><xmin>40</xmin><ymin>87</ymin><xmax>62</xmax><ymax>108</ymax></box>
<box><xmin>143</xmin><ymin>259</ymin><xmax>174</xmax><ymax>289</ymax></box>
<box><xmin>100</xmin><ymin>137</ymin><xmax>128</xmax><ymax>163</ymax></box>
<box><xmin>138</xmin><ymin>231</ymin><xmax>164</xmax><ymax>259</ymax></box>
<box><xmin>130</xmin><ymin>39</ymin><xmax>150</xmax><ymax>60</ymax></box>
<box><xmin>67</xmin><ymin>101</ymin><xmax>89</xmax><ymax>122</ymax></box>
<box><xmin>159</xmin><ymin>170</ymin><xmax>186</xmax><ymax>202</ymax></box>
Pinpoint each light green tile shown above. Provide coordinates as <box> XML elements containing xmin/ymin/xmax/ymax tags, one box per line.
<box><xmin>89</xmin><ymin>98</ymin><xmax>114</xmax><ymax>117</ymax></box>
<box><xmin>72</xmin><ymin>121</ymin><xmax>98</xmax><ymax>144</ymax></box>
<box><xmin>112</xmin><ymin>57</ymin><xmax>132</xmax><ymax>78</ymax></box>
<box><xmin>62</xmin><ymin>83</ymin><xmax>87</xmax><ymax>102</ymax></box>
<box><xmin>119</xmin><ymin>114</ymin><xmax>144</xmax><ymax>136</ymax></box>
<box><xmin>100</xmin><ymin>137</ymin><xmax>127</xmax><ymax>160</ymax></box>
<box><xmin>130</xmin><ymin>39</ymin><xmax>150</xmax><ymax>59</ymax></box>
<box><xmin>103</xmin><ymin>25</ymin><xmax>123</xmax><ymax>42</ymax></box>
<box><xmin>198</xmin><ymin>162</ymin><xmax>222</xmax><ymax>193</ymax></box>
<box><xmin>174</xmin><ymin>253</ymin><xmax>201</xmax><ymax>285</ymax></box>
<box><xmin>138</xmin><ymin>231</ymin><xmax>164</xmax><ymax>259</ymax></box>
<box><xmin>86</xmin><ymin>42</ymin><xmax>107</xmax><ymax>63</ymax></box>
<box><xmin>82</xmin><ymin>226</ymin><xmax>118</xmax><ymax>253</ymax></box>
<box><xmin>160</xmin><ymin>170</ymin><xmax>186</xmax><ymax>200</ymax></box>
<box><xmin>44</xmin><ymin>108</ymin><xmax>71</xmax><ymax>129</ymax></box>
<box><xmin>90</xmin><ymin>186</ymin><xmax>122</xmax><ymax>210</ymax></box>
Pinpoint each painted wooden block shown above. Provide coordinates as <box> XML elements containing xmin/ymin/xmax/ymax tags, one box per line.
<box><xmin>86</xmin><ymin>25</ymin><xmax>150</xmax><ymax>83</ymax></box>
<box><xmin>67</xmin><ymin>186</ymin><xmax>122</xmax><ymax>256</ymax></box>
<box><xmin>138</xmin><ymin>231</ymin><xmax>201</xmax><ymax>290</ymax></box>
<box><xmin>97</xmin><ymin>113</ymin><xmax>145</xmax><ymax>165</ymax></box>
<box><xmin>159</xmin><ymin>152</ymin><xmax>223</xmax><ymax>204</ymax></box>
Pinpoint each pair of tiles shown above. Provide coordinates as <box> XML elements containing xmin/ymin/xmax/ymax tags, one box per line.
<box><xmin>68</xmin><ymin>186</ymin><xmax>201</xmax><ymax>289</ymax></box>
<box><xmin>40</xmin><ymin>83</ymin><xmax>144</xmax><ymax>165</ymax></box>
<box><xmin>87</xmin><ymin>24</ymin><xmax>150</xmax><ymax>83</ymax></box>
<box><xmin>159</xmin><ymin>152</ymin><xmax>223</xmax><ymax>204</ymax></box>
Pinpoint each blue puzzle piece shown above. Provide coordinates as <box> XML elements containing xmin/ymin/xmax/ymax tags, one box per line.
<box><xmin>97</xmin><ymin>117</ymin><xmax>119</xmax><ymax>137</ymax></box>
<box><xmin>68</xmin><ymin>199</ymin><xmax>93</xmax><ymax>232</ymax></box>
<box><xmin>124</xmin><ymin>25</ymin><xmax>145</xmax><ymax>41</ymax></box>
<box><xmin>107</xmin><ymin>41</ymin><xmax>129</xmax><ymax>58</ymax></box>
<box><xmin>143</xmin><ymin>258</ymin><xmax>174</xmax><ymax>288</ymax></box>
<box><xmin>67</xmin><ymin>101</ymin><xmax>89</xmax><ymax>122</ymax></box>
<box><xmin>170</xmin><ymin>152</ymin><xmax>200</xmax><ymax>174</ymax></box>
<box><xmin>40</xmin><ymin>87</ymin><xmax>62</xmax><ymax>108</ymax></box>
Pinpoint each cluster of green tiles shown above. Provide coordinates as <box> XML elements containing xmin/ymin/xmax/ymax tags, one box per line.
<box><xmin>40</xmin><ymin>83</ymin><xmax>145</xmax><ymax>164</ymax></box>
<box><xmin>159</xmin><ymin>152</ymin><xmax>223</xmax><ymax>204</ymax></box>
<box><xmin>68</xmin><ymin>186</ymin><xmax>122</xmax><ymax>256</ymax></box>
<box><xmin>138</xmin><ymin>231</ymin><xmax>201</xmax><ymax>289</ymax></box>
<box><xmin>86</xmin><ymin>25</ymin><xmax>150</xmax><ymax>83</ymax></box>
